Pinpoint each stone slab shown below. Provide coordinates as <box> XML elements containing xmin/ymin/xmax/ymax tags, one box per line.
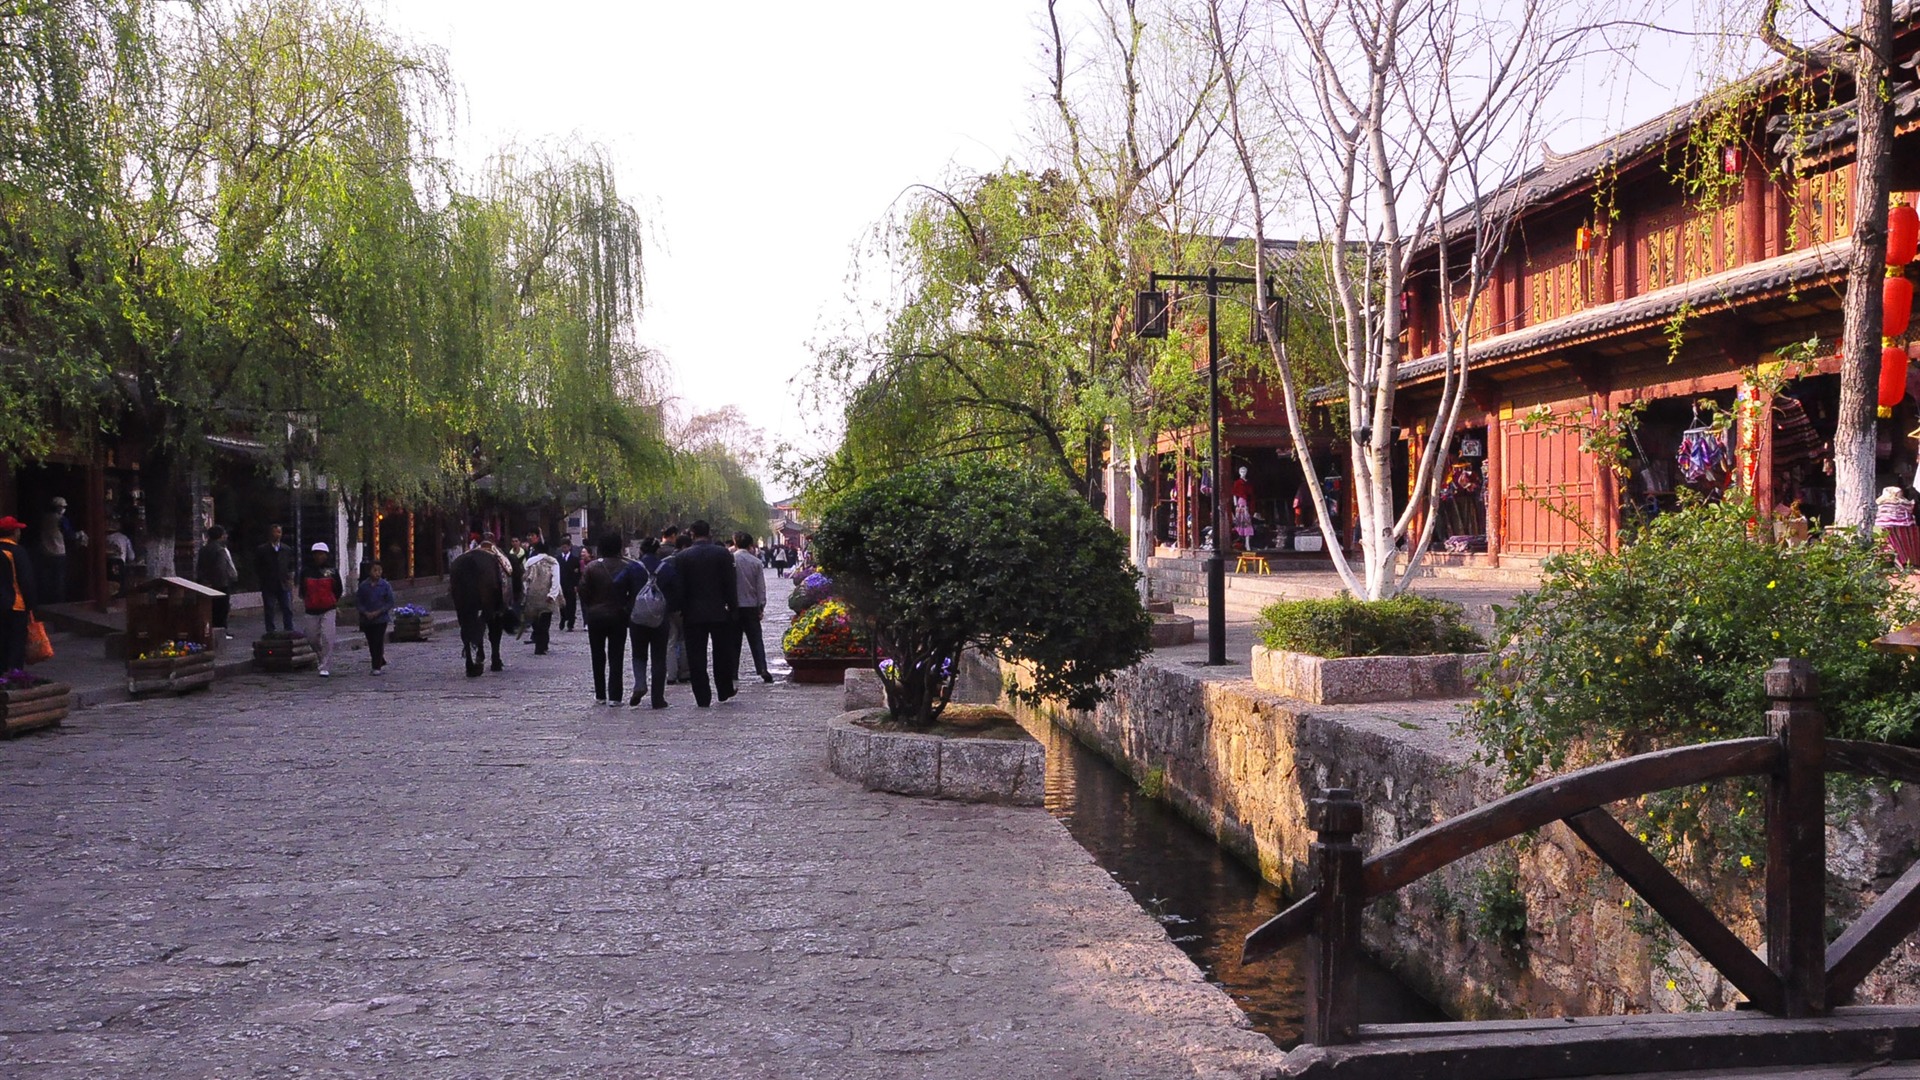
<box><xmin>826</xmin><ymin>713</ymin><xmax>1045</xmax><ymax>806</ymax></box>
<box><xmin>1251</xmin><ymin>644</ymin><xmax>1485</xmax><ymax>704</ymax></box>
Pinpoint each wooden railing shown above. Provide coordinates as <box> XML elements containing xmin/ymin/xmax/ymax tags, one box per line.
<box><xmin>1242</xmin><ymin>658</ymin><xmax>1920</xmax><ymax>1047</ymax></box>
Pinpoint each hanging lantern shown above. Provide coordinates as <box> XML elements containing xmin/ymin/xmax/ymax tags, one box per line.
<box><xmin>1721</xmin><ymin>143</ymin><xmax>1745</xmax><ymax>176</ymax></box>
<box><xmin>1134</xmin><ymin>288</ymin><xmax>1169</xmax><ymax>339</ymax></box>
<box><xmin>1879</xmin><ymin>342</ymin><xmax>1910</xmax><ymax>416</ymax></box>
<box><xmin>1888</xmin><ymin>272</ymin><xmax>1915</xmax><ymax>338</ymax></box>
<box><xmin>1575</xmin><ymin>226</ymin><xmax>1594</xmax><ymax>258</ymax></box>
<box><xmin>1889</xmin><ymin>201</ymin><xmax>1920</xmax><ymax>267</ymax></box>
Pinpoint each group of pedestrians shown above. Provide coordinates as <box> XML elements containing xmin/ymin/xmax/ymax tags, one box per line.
<box><xmin>575</xmin><ymin>520</ymin><xmax>774</xmax><ymax>709</ymax></box>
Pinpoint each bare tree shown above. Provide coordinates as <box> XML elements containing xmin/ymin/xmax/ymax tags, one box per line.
<box><xmin>1204</xmin><ymin>0</ymin><xmax>1599</xmax><ymax>598</ymax></box>
<box><xmin>1758</xmin><ymin>0</ymin><xmax>1898</xmax><ymax>533</ymax></box>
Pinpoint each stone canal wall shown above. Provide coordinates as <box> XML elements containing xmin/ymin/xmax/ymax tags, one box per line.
<box><xmin>1000</xmin><ymin>656</ymin><xmax>1920</xmax><ymax>1020</ymax></box>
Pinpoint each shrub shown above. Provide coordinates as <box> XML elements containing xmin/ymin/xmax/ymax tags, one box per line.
<box><xmin>811</xmin><ymin>458</ymin><xmax>1152</xmax><ymax>728</ymax></box>
<box><xmin>1462</xmin><ymin>497</ymin><xmax>1920</xmax><ymax>784</ymax></box>
<box><xmin>1255</xmin><ymin>593</ymin><xmax>1484</xmax><ymax>658</ymax></box>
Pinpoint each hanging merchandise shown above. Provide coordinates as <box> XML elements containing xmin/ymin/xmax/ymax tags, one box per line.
<box><xmin>1879</xmin><ymin>344</ymin><xmax>1910</xmax><ymax>415</ymax></box>
<box><xmin>1675</xmin><ymin>406</ymin><xmax>1729</xmax><ymax>484</ymax></box>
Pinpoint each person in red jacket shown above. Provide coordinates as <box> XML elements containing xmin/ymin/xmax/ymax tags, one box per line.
<box><xmin>300</xmin><ymin>542</ymin><xmax>344</xmax><ymax>677</ymax></box>
<box><xmin>0</xmin><ymin>515</ymin><xmax>37</xmax><ymax>672</ymax></box>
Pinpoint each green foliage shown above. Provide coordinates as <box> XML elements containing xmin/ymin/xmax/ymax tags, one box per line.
<box><xmin>812</xmin><ymin>458</ymin><xmax>1151</xmax><ymax>728</ymax></box>
<box><xmin>1466</xmin><ymin>851</ymin><xmax>1529</xmax><ymax>957</ymax></box>
<box><xmin>1138</xmin><ymin>765</ymin><xmax>1168</xmax><ymax>800</ymax></box>
<box><xmin>1255</xmin><ymin>594</ymin><xmax>1483</xmax><ymax>658</ymax></box>
<box><xmin>1463</xmin><ymin>498</ymin><xmax>1920</xmax><ymax>785</ymax></box>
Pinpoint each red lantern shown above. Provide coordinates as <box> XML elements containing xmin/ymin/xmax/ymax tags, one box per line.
<box><xmin>1891</xmin><ymin>202</ymin><xmax>1920</xmax><ymax>267</ymax></box>
<box><xmin>1879</xmin><ymin>344</ymin><xmax>1911</xmax><ymax>414</ymax></box>
<box><xmin>1889</xmin><ymin>273</ymin><xmax>1915</xmax><ymax>338</ymax></box>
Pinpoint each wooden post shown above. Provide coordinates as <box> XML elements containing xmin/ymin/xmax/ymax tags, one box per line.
<box><xmin>1305</xmin><ymin>787</ymin><xmax>1364</xmax><ymax>1046</ymax></box>
<box><xmin>1764</xmin><ymin>657</ymin><xmax>1826</xmax><ymax>1017</ymax></box>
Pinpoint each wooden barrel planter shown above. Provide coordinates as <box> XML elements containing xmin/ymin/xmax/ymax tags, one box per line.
<box><xmin>784</xmin><ymin>656</ymin><xmax>866</xmax><ymax>685</ymax></box>
<box><xmin>1</xmin><ymin>679</ymin><xmax>72</xmax><ymax>736</ymax></box>
<box><xmin>252</xmin><ymin>631</ymin><xmax>318</xmax><ymax>673</ymax></box>
<box><xmin>390</xmin><ymin>613</ymin><xmax>435</xmax><ymax>642</ymax></box>
<box><xmin>128</xmin><ymin>653</ymin><xmax>215</xmax><ymax>696</ymax></box>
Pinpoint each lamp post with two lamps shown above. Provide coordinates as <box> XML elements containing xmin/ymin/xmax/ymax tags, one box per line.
<box><xmin>1135</xmin><ymin>268</ymin><xmax>1285</xmax><ymax>666</ymax></box>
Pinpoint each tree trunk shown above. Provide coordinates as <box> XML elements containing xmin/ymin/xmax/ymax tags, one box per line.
<box><xmin>144</xmin><ymin>445</ymin><xmax>179</xmax><ymax>579</ymax></box>
<box><xmin>1835</xmin><ymin>0</ymin><xmax>1895</xmax><ymax>533</ymax></box>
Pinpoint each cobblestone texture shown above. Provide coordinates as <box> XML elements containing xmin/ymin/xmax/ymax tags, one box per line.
<box><xmin>1</xmin><ymin>574</ymin><xmax>1285</xmax><ymax>1079</ymax></box>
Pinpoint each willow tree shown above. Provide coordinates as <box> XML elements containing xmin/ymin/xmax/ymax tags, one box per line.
<box><xmin>449</xmin><ymin>141</ymin><xmax>668</xmax><ymax>520</ymax></box>
<box><xmin>1205</xmin><ymin>0</ymin><xmax>1596</xmax><ymax>598</ymax></box>
<box><xmin>0</xmin><ymin>0</ymin><xmax>156</xmax><ymax>460</ymax></box>
<box><xmin>99</xmin><ymin>0</ymin><xmax>450</xmax><ymax>573</ymax></box>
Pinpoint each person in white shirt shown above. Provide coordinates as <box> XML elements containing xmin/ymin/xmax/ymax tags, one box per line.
<box><xmin>732</xmin><ymin>532</ymin><xmax>773</xmax><ymax>683</ymax></box>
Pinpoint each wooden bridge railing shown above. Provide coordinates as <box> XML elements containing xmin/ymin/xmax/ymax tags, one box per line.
<box><xmin>1242</xmin><ymin>658</ymin><xmax>1920</xmax><ymax>1047</ymax></box>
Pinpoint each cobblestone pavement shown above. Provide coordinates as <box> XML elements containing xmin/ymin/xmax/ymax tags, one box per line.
<box><xmin>1</xmin><ymin>576</ymin><xmax>1286</xmax><ymax>1079</ymax></box>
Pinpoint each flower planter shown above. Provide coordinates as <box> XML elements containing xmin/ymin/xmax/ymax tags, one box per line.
<box><xmin>826</xmin><ymin>710</ymin><xmax>1045</xmax><ymax>805</ymax></box>
<box><xmin>1</xmin><ymin>680</ymin><xmax>72</xmax><ymax>736</ymax></box>
<box><xmin>390</xmin><ymin>613</ymin><xmax>435</xmax><ymax>642</ymax></box>
<box><xmin>1149</xmin><ymin>612</ymin><xmax>1195</xmax><ymax>647</ymax></box>
<box><xmin>1250</xmin><ymin>643</ymin><xmax>1488</xmax><ymax>704</ymax></box>
<box><xmin>128</xmin><ymin>653</ymin><xmax>215</xmax><ymax>696</ymax></box>
<box><xmin>252</xmin><ymin>631</ymin><xmax>318</xmax><ymax>673</ymax></box>
<box><xmin>784</xmin><ymin>656</ymin><xmax>866</xmax><ymax>685</ymax></box>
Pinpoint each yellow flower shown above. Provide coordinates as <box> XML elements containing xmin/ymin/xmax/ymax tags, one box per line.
<box><xmin>1666</xmin><ymin>979</ymin><xmax>1677</xmax><ymax>991</ymax></box>
<box><xmin>1767</xmin><ymin>580</ymin><xmax>1777</xmax><ymax>589</ymax></box>
<box><xmin>1740</xmin><ymin>855</ymin><xmax>1754</xmax><ymax>868</ymax></box>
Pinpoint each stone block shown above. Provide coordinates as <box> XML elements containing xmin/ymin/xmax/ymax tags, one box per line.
<box><xmin>843</xmin><ymin>667</ymin><xmax>885</xmax><ymax>711</ymax></box>
<box><xmin>939</xmin><ymin>737</ymin><xmax>1045</xmax><ymax>806</ymax></box>
<box><xmin>864</xmin><ymin>731</ymin><xmax>941</xmax><ymax>797</ymax></box>
<box><xmin>1250</xmin><ymin>644</ymin><xmax>1486</xmax><ymax>704</ymax></box>
<box><xmin>825</xmin><ymin>721</ymin><xmax>870</xmax><ymax>781</ymax></box>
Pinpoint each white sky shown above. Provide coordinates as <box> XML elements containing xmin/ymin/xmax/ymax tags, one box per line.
<box><xmin>374</xmin><ymin>0</ymin><xmax>1046</xmax><ymax>495</ymax></box>
<box><xmin>371</xmin><ymin>0</ymin><xmax>1763</xmax><ymax>496</ymax></box>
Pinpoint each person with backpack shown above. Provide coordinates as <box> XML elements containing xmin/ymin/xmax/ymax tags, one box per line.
<box><xmin>520</xmin><ymin>541</ymin><xmax>561</xmax><ymax>655</ymax></box>
<box><xmin>577</xmin><ymin>533</ymin><xmax>631</xmax><ymax>705</ymax></box>
<box><xmin>618</xmin><ymin>537</ymin><xmax>670</xmax><ymax>708</ymax></box>
<box><xmin>300</xmin><ymin>542</ymin><xmax>344</xmax><ymax>677</ymax></box>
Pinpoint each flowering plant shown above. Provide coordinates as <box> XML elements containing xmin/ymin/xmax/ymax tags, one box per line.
<box><xmin>781</xmin><ymin>600</ymin><xmax>872</xmax><ymax>659</ymax></box>
<box><xmin>1</xmin><ymin>668</ymin><xmax>47</xmax><ymax>689</ymax></box>
<box><xmin>788</xmin><ymin>571</ymin><xmax>836</xmax><ymax>614</ymax></box>
<box><xmin>136</xmin><ymin>640</ymin><xmax>207</xmax><ymax>661</ymax></box>
<box><xmin>393</xmin><ymin>604</ymin><xmax>430</xmax><ymax>617</ymax></box>
<box><xmin>801</xmin><ymin>572</ymin><xmax>832</xmax><ymax>591</ymax></box>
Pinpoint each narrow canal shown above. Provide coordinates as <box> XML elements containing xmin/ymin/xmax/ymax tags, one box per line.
<box><xmin>1028</xmin><ymin>717</ymin><xmax>1442</xmax><ymax>1048</ymax></box>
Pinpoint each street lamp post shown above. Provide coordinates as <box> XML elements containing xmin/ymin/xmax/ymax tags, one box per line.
<box><xmin>1136</xmin><ymin>268</ymin><xmax>1283</xmax><ymax>666</ymax></box>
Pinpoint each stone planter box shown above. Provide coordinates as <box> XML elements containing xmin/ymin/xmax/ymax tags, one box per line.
<box><xmin>252</xmin><ymin>631</ymin><xmax>318</xmax><ymax>673</ymax></box>
<box><xmin>1</xmin><ymin>680</ymin><xmax>71</xmax><ymax>736</ymax></box>
<box><xmin>127</xmin><ymin>653</ymin><xmax>215</xmax><ymax>696</ymax></box>
<box><xmin>390</xmin><ymin>613</ymin><xmax>435</xmax><ymax>642</ymax></box>
<box><xmin>1145</xmin><ymin>599</ymin><xmax>1176</xmax><ymax>615</ymax></box>
<box><xmin>826</xmin><ymin>711</ymin><xmax>1044</xmax><ymax>805</ymax></box>
<box><xmin>1149</xmin><ymin>613</ymin><xmax>1195</xmax><ymax>647</ymax></box>
<box><xmin>1250</xmin><ymin>643</ymin><xmax>1487</xmax><ymax>705</ymax></box>
<box><xmin>785</xmin><ymin>656</ymin><xmax>864</xmax><ymax>685</ymax></box>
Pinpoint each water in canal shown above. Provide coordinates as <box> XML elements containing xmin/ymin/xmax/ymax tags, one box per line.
<box><xmin>1028</xmin><ymin>717</ymin><xmax>1442</xmax><ymax>1048</ymax></box>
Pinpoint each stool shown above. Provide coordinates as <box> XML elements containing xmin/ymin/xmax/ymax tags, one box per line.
<box><xmin>1234</xmin><ymin>552</ymin><xmax>1270</xmax><ymax>575</ymax></box>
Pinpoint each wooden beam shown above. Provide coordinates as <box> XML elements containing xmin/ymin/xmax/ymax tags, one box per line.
<box><xmin>1564</xmin><ymin>808</ymin><xmax>1783</xmax><ymax>1013</ymax></box>
<box><xmin>1826</xmin><ymin>858</ymin><xmax>1920</xmax><ymax>1004</ymax></box>
<box><xmin>1765</xmin><ymin>657</ymin><xmax>1828</xmax><ymax>1017</ymax></box>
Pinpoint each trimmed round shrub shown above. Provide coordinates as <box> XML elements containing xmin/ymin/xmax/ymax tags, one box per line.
<box><xmin>1255</xmin><ymin>593</ymin><xmax>1483</xmax><ymax>658</ymax></box>
<box><xmin>812</xmin><ymin>458</ymin><xmax>1152</xmax><ymax>727</ymax></box>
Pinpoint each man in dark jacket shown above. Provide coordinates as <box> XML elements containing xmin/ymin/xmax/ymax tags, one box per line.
<box><xmin>675</xmin><ymin>520</ymin><xmax>739</xmax><ymax>707</ymax></box>
<box><xmin>252</xmin><ymin>524</ymin><xmax>296</xmax><ymax>633</ymax></box>
<box><xmin>556</xmin><ymin>537</ymin><xmax>582</xmax><ymax>632</ymax></box>
<box><xmin>0</xmin><ymin>515</ymin><xmax>38</xmax><ymax>672</ymax></box>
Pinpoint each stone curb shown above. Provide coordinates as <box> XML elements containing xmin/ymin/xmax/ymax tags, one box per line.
<box><xmin>825</xmin><ymin>710</ymin><xmax>1045</xmax><ymax>806</ymax></box>
<box><xmin>1250</xmin><ymin>643</ymin><xmax>1488</xmax><ymax>704</ymax></box>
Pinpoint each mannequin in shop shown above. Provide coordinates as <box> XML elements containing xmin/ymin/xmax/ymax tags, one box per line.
<box><xmin>1231</xmin><ymin>466</ymin><xmax>1255</xmax><ymax>549</ymax></box>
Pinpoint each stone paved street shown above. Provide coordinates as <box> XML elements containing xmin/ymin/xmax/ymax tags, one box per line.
<box><xmin>1</xmin><ymin>579</ymin><xmax>1286</xmax><ymax>1079</ymax></box>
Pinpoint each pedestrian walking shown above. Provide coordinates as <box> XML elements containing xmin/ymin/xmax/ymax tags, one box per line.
<box><xmin>195</xmin><ymin>525</ymin><xmax>239</xmax><ymax>639</ymax></box>
<box><xmin>506</xmin><ymin>534</ymin><xmax>528</xmax><ymax>635</ymax></box>
<box><xmin>578</xmin><ymin>533</ymin><xmax>631</xmax><ymax>704</ymax></box>
<box><xmin>676</xmin><ymin>520</ymin><xmax>739</xmax><ymax>707</ymax></box>
<box><xmin>34</xmin><ymin>497</ymin><xmax>73</xmax><ymax>604</ymax></box>
<box><xmin>474</xmin><ymin>533</ymin><xmax>513</xmax><ymax>665</ymax></box>
<box><xmin>299</xmin><ymin>542</ymin><xmax>343</xmax><ymax>677</ymax></box>
<box><xmin>521</xmin><ymin>542</ymin><xmax>561</xmax><ymax>654</ymax></box>
<box><xmin>733</xmin><ymin>531</ymin><xmax>774</xmax><ymax>683</ymax></box>
<box><xmin>620</xmin><ymin>537</ymin><xmax>670</xmax><ymax>708</ymax></box>
<box><xmin>253</xmin><ymin>524</ymin><xmax>296</xmax><ymax>633</ymax></box>
<box><xmin>356</xmin><ymin>561</ymin><xmax>395</xmax><ymax>675</ymax></box>
<box><xmin>557</xmin><ymin>536</ymin><xmax>582</xmax><ymax>631</ymax></box>
<box><xmin>0</xmin><ymin>515</ymin><xmax>38</xmax><ymax>672</ymax></box>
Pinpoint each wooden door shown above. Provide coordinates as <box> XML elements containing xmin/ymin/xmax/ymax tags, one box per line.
<box><xmin>1500</xmin><ymin>417</ymin><xmax>1598</xmax><ymax>555</ymax></box>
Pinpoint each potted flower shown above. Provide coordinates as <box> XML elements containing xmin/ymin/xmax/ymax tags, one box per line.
<box><xmin>1</xmin><ymin>669</ymin><xmax>72</xmax><ymax>736</ymax></box>
<box><xmin>787</xmin><ymin>571</ymin><xmax>835</xmax><ymax>615</ymax></box>
<box><xmin>780</xmin><ymin>599</ymin><xmax>874</xmax><ymax>683</ymax></box>
<box><xmin>390</xmin><ymin>603</ymin><xmax>435</xmax><ymax>642</ymax></box>
<box><xmin>127</xmin><ymin>639</ymin><xmax>216</xmax><ymax>695</ymax></box>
